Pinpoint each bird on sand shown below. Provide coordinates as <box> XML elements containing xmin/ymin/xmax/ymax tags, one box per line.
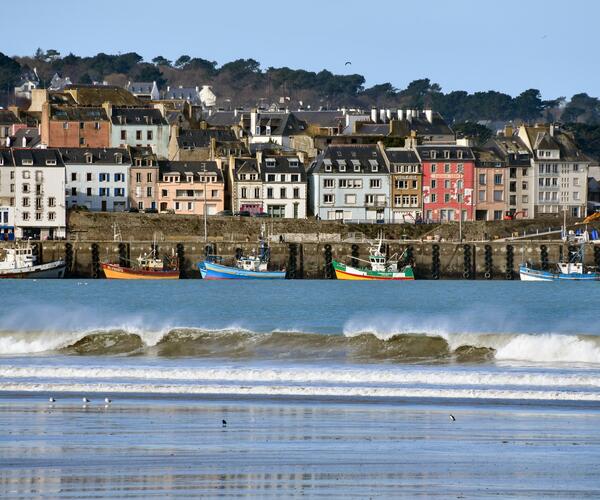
<box><xmin>449</xmin><ymin>414</ymin><xmax>456</xmax><ymax>421</ymax></box>
<box><xmin>82</xmin><ymin>397</ymin><xmax>90</xmax><ymax>403</ymax></box>
<box><xmin>222</xmin><ymin>419</ymin><xmax>227</xmax><ymax>427</ymax></box>
<box><xmin>48</xmin><ymin>397</ymin><xmax>56</xmax><ymax>403</ymax></box>
<box><xmin>104</xmin><ymin>397</ymin><xmax>112</xmax><ymax>404</ymax></box>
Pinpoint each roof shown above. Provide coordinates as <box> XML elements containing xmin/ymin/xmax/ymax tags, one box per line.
<box><xmin>0</xmin><ymin>109</ymin><xmax>20</xmax><ymax>125</ymax></box>
<box><xmin>416</xmin><ymin>145</ymin><xmax>475</xmax><ymax>161</ymax></box>
<box><xmin>110</xmin><ymin>107</ymin><xmax>167</xmax><ymax>126</ymax></box>
<box><xmin>472</xmin><ymin>146</ymin><xmax>505</xmax><ymax>167</ymax></box>
<box><xmin>251</xmin><ymin>112</ymin><xmax>307</xmax><ymax>136</ymax></box>
<box><xmin>384</xmin><ymin>148</ymin><xmax>420</xmax><ymax>164</ymax></box>
<box><xmin>158</xmin><ymin>160</ymin><xmax>223</xmax><ymax>181</ymax></box>
<box><xmin>164</xmin><ymin>86</ymin><xmax>200</xmax><ymax>103</ymax></box>
<box><xmin>260</xmin><ymin>156</ymin><xmax>306</xmax><ymax>181</ymax></box>
<box><xmin>0</xmin><ymin>148</ymin><xmax>15</xmax><ymax>166</ymax></box>
<box><xmin>11</xmin><ymin>128</ymin><xmax>41</xmax><ymax>148</ymax></box>
<box><xmin>50</xmin><ymin>106</ymin><xmax>109</xmax><ymax>122</ymax></box>
<box><xmin>11</xmin><ymin>148</ymin><xmax>64</xmax><ymax>167</ymax></box>
<box><xmin>60</xmin><ymin>148</ymin><xmax>131</xmax><ymax>165</ymax></box>
<box><xmin>234</xmin><ymin>158</ymin><xmax>259</xmax><ymax>177</ymax></box>
<box><xmin>127</xmin><ymin>82</ymin><xmax>155</xmax><ymax>94</ymax></box>
<box><xmin>485</xmin><ymin>136</ymin><xmax>531</xmax><ymax>166</ymax></box>
<box><xmin>293</xmin><ymin>111</ymin><xmax>344</xmax><ymax>129</ymax></box>
<box><xmin>64</xmin><ymin>85</ymin><xmax>143</xmax><ymax>106</ymax></box>
<box><xmin>205</xmin><ymin>111</ymin><xmax>239</xmax><ymax>127</ymax></box>
<box><xmin>313</xmin><ymin>144</ymin><xmax>388</xmax><ymax>174</ymax></box>
<box><xmin>177</xmin><ymin>128</ymin><xmax>238</xmax><ymax>148</ymax></box>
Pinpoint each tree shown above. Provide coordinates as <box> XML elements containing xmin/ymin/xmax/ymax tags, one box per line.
<box><xmin>562</xmin><ymin>93</ymin><xmax>600</xmax><ymax>124</ymax></box>
<box><xmin>134</xmin><ymin>64</ymin><xmax>166</xmax><ymax>88</ymax></box>
<box><xmin>152</xmin><ymin>56</ymin><xmax>171</xmax><ymax>67</ymax></box>
<box><xmin>34</xmin><ymin>48</ymin><xmax>45</xmax><ymax>60</ymax></box>
<box><xmin>563</xmin><ymin>123</ymin><xmax>600</xmax><ymax>160</ymax></box>
<box><xmin>0</xmin><ymin>52</ymin><xmax>22</xmax><ymax>89</ymax></box>
<box><xmin>78</xmin><ymin>73</ymin><xmax>93</xmax><ymax>85</ymax></box>
<box><xmin>513</xmin><ymin>89</ymin><xmax>544</xmax><ymax>121</ymax></box>
<box><xmin>174</xmin><ymin>55</ymin><xmax>191</xmax><ymax>68</ymax></box>
<box><xmin>453</xmin><ymin>122</ymin><xmax>493</xmax><ymax>145</ymax></box>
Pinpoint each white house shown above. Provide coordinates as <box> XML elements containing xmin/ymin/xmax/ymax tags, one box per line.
<box><xmin>230</xmin><ymin>157</ymin><xmax>263</xmax><ymax>214</ymax></box>
<box><xmin>11</xmin><ymin>148</ymin><xmax>66</xmax><ymax>239</ymax></box>
<box><xmin>0</xmin><ymin>149</ymin><xmax>16</xmax><ymax>240</ymax></box>
<box><xmin>106</xmin><ymin>106</ymin><xmax>170</xmax><ymax>159</ymax></box>
<box><xmin>62</xmin><ymin>148</ymin><xmax>130</xmax><ymax>211</ymax></box>
<box><xmin>259</xmin><ymin>153</ymin><xmax>307</xmax><ymax>218</ymax></box>
<box><xmin>126</xmin><ymin>81</ymin><xmax>160</xmax><ymax>101</ymax></box>
<box><xmin>247</xmin><ymin>110</ymin><xmax>307</xmax><ymax>148</ymax></box>
<box><xmin>518</xmin><ymin>124</ymin><xmax>590</xmax><ymax>218</ymax></box>
<box><xmin>309</xmin><ymin>144</ymin><xmax>391</xmax><ymax>222</ymax></box>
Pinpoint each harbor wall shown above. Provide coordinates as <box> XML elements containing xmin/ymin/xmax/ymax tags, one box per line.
<box><xmin>9</xmin><ymin>239</ymin><xmax>599</xmax><ymax>280</ymax></box>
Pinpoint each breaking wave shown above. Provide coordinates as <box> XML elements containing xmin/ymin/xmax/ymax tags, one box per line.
<box><xmin>0</xmin><ymin>326</ymin><xmax>599</xmax><ymax>365</ymax></box>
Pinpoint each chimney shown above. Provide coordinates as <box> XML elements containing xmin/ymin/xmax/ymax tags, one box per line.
<box><xmin>22</xmin><ymin>137</ymin><xmax>27</xmax><ymax>147</ymax></box>
<box><xmin>6</xmin><ymin>136</ymin><xmax>10</xmax><ymax>147</ymax></box>
<box><xmin>234</xmin><ymin>108</ymin><xmax>238</xmax><ymax>117</ymax></box>
<box><xmin>386</xmin><ymin>109</ymin><xmax>392</xmax><ymax>121</ymax></box>
<box><xmin>504</xmin><ymin>124</ymin><xmax>513</xmax><ymax>137</ymax></box>
<box><xmin>398</xmin><ymin>109</ymin><xmax>404</xmax><ymax>121</ymax></box>
<box><xmin>256</xmin><ymin>149</ymin><xmax>263</xmax><ymax>166</ymax></box>
<box><xmin>251</xmin><ymin>109</ymin><xmax>258</xmax><ymax>135</ymax></box>
<box><xmin>406</xmin><ymin>109</ymin><xmax>413</xmax><ymax>121</ymax></box>
<box><xmin>549</xmin><ymin>124</ymin><xmax>555</xmax><ymax>137</ymax></box>
<box><xmin>371</xmin><ymin>108</ymin><xmax>378</xmax><ymax>123</ymax></box>
<box><xmin>379</xmin><ymin>109</ymin><xmax>387</xmax><ymax>123</ymax></box>
<box><xmin>424</xmin><ymin>109</ymin><xmax>433</xmax><ymax>123</ymax></box>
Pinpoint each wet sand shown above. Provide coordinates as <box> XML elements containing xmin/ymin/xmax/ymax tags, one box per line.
<box><xmin>1</xmin><ymin>394</ymin><xmax>600</xmax><ymax>498</ymax></box>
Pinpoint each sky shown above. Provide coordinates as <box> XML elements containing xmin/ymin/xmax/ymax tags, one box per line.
<box><xmin>3</xmin><ymin>0</ymin><xmax>596</xmax><ymax>99</ymax></box>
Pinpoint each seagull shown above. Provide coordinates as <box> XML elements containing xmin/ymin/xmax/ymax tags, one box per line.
<box><xmin>49</xmin><ymin>397</ymin><xmax>56</xmax><ymax>403</ymax></box>
<box><xmin>104</xmin><ymin>397</ymin><xmax>112</xmax><ymax>404</ymax></box>
<box><xmin>222</xmin><ymin>419</ymin><xmax>227</xmax><ymax>427</ymax></box>
<box><xmin>344</xmin><ymin>61</ymin><xmax>352</xmax><ymax>66</ymax></box>
<box><xmin>82</xmin><ymin>397</ymin><xmax>90</xmax><ymax>403</ymax></box>
<box><xmin>449</xmin><ymin>414</ymin><xmax>456</xmax><ymax>421</ymax></box>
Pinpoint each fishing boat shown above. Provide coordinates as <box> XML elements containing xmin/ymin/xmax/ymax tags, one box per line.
<box><xmin>101</xmin><ymin>249</ymin><xmax>179</xmax><ymax>280</ymax></box>
<box><xmin>198</xmin><ymin>235</ymin><xmax>285</xmax><ymax>280</ymax></box>
<box><xmin>519</xmin><ymin>243</ymin><xmax>599</xmax><ymax>282</ymax></box>
<box><xmin>332</xmin><ymin>236</ymin><xmax>415</xmax><ymax>280</ymax></box>
<box><xmin>0</xmin><ymin>242</ymin><xmax>65</xmax><ymax>278</ymax></box>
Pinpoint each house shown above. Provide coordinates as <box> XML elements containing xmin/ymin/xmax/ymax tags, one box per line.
<box><xmin>309</xmin><ymin>144</ymin><xmax>391</xmax><ymax>222</ymax></box>
<box><xmin>126</xmin><ymin>81</ymin><xmax>160</xmax><ymax>101</ymax></box>
<box><xmin>14</xmin><ymin>68</ymin><xmax>40</xmax><ymax>100</ymax></box>
<box><xmin>0</xmin><ymin>109</ymin><xmax>21</xmax><ymax>146</ymax></box>
<box><xmin>518</xmin><ymin>124</ymin><xmax>590</xmax><ymax>218</ymax></box>
<box><xmin>230</xmin><ymin>157</ymin><xmax>263</xmax><ymax>214</ymax></box>
<box><xmin>259</xmin><ymin>153</ymin><xmax>307</xmax><ymax>218</ymax></box>
<box><xmin>485</xmin><ymin>129</ymin><xmax>533</xmax><ymax>219</ymax></box>
<box><xmin>41</xmin><ymin>104</ymin><xmax>110</xmax><ymax>148</ymax></box>
<box><xmin>0</xmin><ymin>149</ymin><xmax>16</xmax><ymax>240</ymax></box>
<box><xmin>11</xmin><ymin>148</ymin><xmax>66</xmax><ymax>239</ymax></box>
<box><xmin>164</xmin><ymin>86</ymin><xmax>202</xmax><ymax>104</ymax></box>
<box><xmin>246</xmin><ymin>110</ymin><xmax>307</xmax><ymax>148</ymax></box>
<box><xmin>472</xmin><ymin>146</ymin><xmax>507</xmax><ymax>221</ymax></box>
<box><xmin>199</xmin><ymin>86</ymin><xmax>217</xmax><ymax>107</ymax></box>
<box><xmin>128</xmin><ymin>147</ymin><xmax>159</xmax><ymax>211</ymax></box>
<box><xmin>157</xmin><ymin>161</ymin><xmax>224</xmax><ymax>215</ymax></box>
<box><xmin>417</xmin><ymin>144</ymin><xmax>476</xmax><ymax>222</ymax></box>
<box><xmin>62</xmin><ymin>148</ymin><xmax>131</xmax><ymax>211</ymax></box>
<box><xmin>9</xmin><ymin>128</ymin><xmax>41</xmax><ymax>149</ymax></box>
<box><xmin>169</xmin><ymin>127</ymin><xmax>246</xmax><ymax>161</ymax></box>
<box><xmin>106</xmin><ymin>106</ymin><xmax>169</xmax><ymax>159</ymax></box>
<box><xmin>48</xmin><ymin>73</ymin><xmax>73</xmax><ymax>91</ymax></box>
<box><xmin>383</xmin><ymin>145</ymin><xmax>423</xmax><ymax>223</ymax></box>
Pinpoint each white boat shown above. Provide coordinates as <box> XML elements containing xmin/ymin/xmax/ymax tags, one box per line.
<box><xmin>0</xmin><ymin>242</ymin><xmax>65</xmax><ymax>279</ymax></box>
<box><xmin>519</xmin><ymin>260</ymin><xmax>599</xmax><ymax>281</ymax></box>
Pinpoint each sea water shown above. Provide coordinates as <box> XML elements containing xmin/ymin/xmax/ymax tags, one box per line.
<box><xmin>1</xmin><ymin>280</ymin><xmax>600</xmax><ymax>496</ymax></box>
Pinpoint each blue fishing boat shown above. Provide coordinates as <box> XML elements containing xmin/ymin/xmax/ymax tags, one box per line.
<box><xmin>198</xmin><ymin>237</ymin><xmax>286</xmax><ymax>280</ymax></box>
<box><xmin>520</xmin><ymin>240</ymin><xmax>600</xmax><ymax>281</ymax></box>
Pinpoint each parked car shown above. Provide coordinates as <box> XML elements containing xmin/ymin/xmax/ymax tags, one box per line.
<box><xmin>216</xmin><ymin>210</ymin><xmax>234</xmax><ymax>216</ymax></box>
<box><xmin>128</xmin><ymin>207</ymin><xmax>139</xmax><ymax>213</ymax></box>
<box><xmin>144</xmin><ymin>208</ymin><xmax>158</xmax><ymax>214</ymax></box>
<box><xmin>234</xmin><ymin>211</ymin><xmax>251</xmax><ymax>217</ymax></box>
<box><xmin>254</xmin><ymin>212</ymin><xmax>270</xmax><ymax>218</ymax></box>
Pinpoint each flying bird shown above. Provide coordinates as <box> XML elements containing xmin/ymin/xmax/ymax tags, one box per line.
<box><xmin>345</xmin><ymin>61</ymin><xmax>352</xmax><ymax>66</ymax></box>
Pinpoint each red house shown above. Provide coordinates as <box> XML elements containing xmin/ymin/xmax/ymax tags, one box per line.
<box><xmin>417</xmin><ymin>145</ymin><xmax>475</xmax><ymax>222</ymax></box>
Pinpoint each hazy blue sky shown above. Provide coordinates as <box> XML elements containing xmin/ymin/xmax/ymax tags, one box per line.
<box><xmin>3</xmin><ymin>0</ymin><xmax>596</xmax><ymax>98</ymax></box>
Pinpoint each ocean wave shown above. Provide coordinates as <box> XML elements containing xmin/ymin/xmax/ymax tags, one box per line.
<box><xmin>0</xmin><ymin>327</ymin><xmax>599</xmax><ymax>365</ymax></box>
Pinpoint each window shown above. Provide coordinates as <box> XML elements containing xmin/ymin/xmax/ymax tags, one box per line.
<box><xmin>70</xmin><ymin>187</ymin><xmax>76</xmax><ymax>196</ymax></box>
<box><xmin>175</xmin><ymin>202</ymin><xmax>180</xmax><ymax>210</ymax></box>
<box><xmin>431</xmin><ymin>164</ymin><xmax>437</xmax><ymax>173</ymax></box>
<box><xmin>493</xmin><ymin>174</ymin><xmax>502</xmax><ymax>185</ymax></box>
<box><xmin>48</xmin><ymin>197</ymin><xmax>56</xmax><ymax>207</ymax></box>
<box><xmin>241</xmin><ymin>187</ymin><xmax>247</xmax><ymax>199</ymax></box>
<box><xmin>280</xmin><ymin>188</ymin><xmax>286</xmax><ymax>198</ymax></box>
<box><xmin>573</xmin><ymin>164</ymin><xmax>579</xmax><ymax>172</ymax></box>
<box><xmin>136</xmin><ymin>173</ymin><xmax>142</xmax><ymax>183</ymax></box>
<box><xmin>63</xmin><ymin>123</ymin><xmax>69</xmax><ymax>130</ymax></box>
<box><xmin>147</xmin><ymin>173</ymin><xmax>153</xmax><ymax>182</ymax></box>
<box><xmin>444</xmin><ymin>180</ymin><xmax>450</xmax><ymax>189</ymax></box>
<box><xmin>365</xmin><ymin>194</ymin><xmax>375</xmax><ymax>205</ymax></box>
<box><xmin>115</xmin><ymin>188</ymin><xmax>125</xmax><ymax>197</ymax></box>
<box><xmin>70</xmin><ymin>172</ymin><xmax>76</xmax><ymax>181</ymax></box>
<box><xmin>323</xmin><ymin>194</ymin><xmax>334</xmax><ymax>204</ymax></box>
<box><xmin>478</xmin><ymin>190</ymin><xmax>486</xmax><ymax>202</ymax></box>
<box><xmin>573</xmin><ymin>191</ymin><xmax>580</xmax><ymax>200</ymax></box>
<box><xmin>138</xmin><ymin>201</ymin><xmax>144</xmax><ymax>209</ymax></box>
<box><xmin>431</xmin><ymin>193</ymin><xmax>437</xmax><ymax>203</ymax></box>
<box><xmin>22</xmin><ymin>183</ymin><xmax>30</xmax><ymax>193</ymax></box>
<box><xmin>573</xmin><ymin>178</ymin><xmax>580</xmax><ymax>186</ymax></box>
<box><xmin>120</xmin><ymin>130</ymin><xmax>127</xmax><ymax>141</ymax></box>
<box><xmin>324</xmin><ymin>160</ymin><xmax>332</xmax><ymax>172</ymax></box>
<box><xmin>493</xmin><ymin>190</ymin><xmax>503</xmax><ymax>202</ymax></box>
<box><xmin>444</xmin><ymin>193</ymin><xmax>450</xmax><ymax>203</ymax></box>
<box><xmin>444</xmin><ymin>164</ymin><xmax>450</xmax><ymax>173</ymax></box>
<box><xmin>370</xmin><ymin>179</ymin><xmax>381</xmax><ymax>188</ymax></box>
<box><xmin>323</xmin><ymin>178</ymin><xmax>335</xmax><ymax>188</ymax></box>
<box><xmin>146</xmin><ymin>187</ymin><xmax>152</xmax><ymax>197</ymax></box>
<box><xmin>267</xmin><ymin>188</ymin><xmax>273</xmax><ymax>199</ymax></box>
<box><xmin>86</xmin><ymin>187</ymin><xmax>92</xmax><ymax>196</ymax></box>
<box><xmin>395</xmin><ymin>179</ymin><xmax>407</xmax><ymax>189</ymax></box>
<box><xmin>136</xmin><ymin>130</ymin><xmax>142</xmax><ymax>140</ymax></box>
<box><xmin>494</xmin><ymin>210</ymin><xmax>503</xmax><ymax>220</ymax></box>
<box><xmin>35</xmin><ymin>197</ymin><xmax>42</xmax><ymax>209</ymax></box>
<box><xmin>254</xmin><ymin>187</ymin><xmax>260</xmax><ymax>198</ymax></box>
<box><xmin>280</xmin><ymin>174</ymin><xmax>286</xmax><ymax>183</ymax></box>
<box><xmin>293</xmin><ymin>188</ymin><xmax>300</xmax><ymax>199</ymax></box>
<box><xmin>99</xmin><ymin>188</ymin><xmax>109</xmax><ymax>197</ymax></box>
<box><xmin>267</xmin><ymin>174</ymin><xmax>276</xmax><ymax>182</ymax></box>
<box><xmin>79</xmin><ymin>137</ymin><xmax>85</xmax><ymax>145</ymax></box>
<box><xmin>479</xmin><ymin>173</ymin><xmax>486</xmax><ymax>185</ymax></box>
<box><xmin>291</xmin><ymin>174</ymin><xmax>299</xmax><ymax>182</ymax></box>
<box><xmin>48</xmin><ymin>212</ymin><xmax>55</xmax><ymax>221</ymax></box>
<box><xmin>147</xmin><ymin>130</ymin><xmax>153</xmax><ymax>140</ymax></box>
<box><xmin>431</xmin><ymin>179</ymin><xmax>437</xmax><ymax>189</ymax></box>
<box><xmin>22</xmin><ymin>212</ymin><xmax>29</xmax><ymax>221</ymax></box>
<box><xmin>23</xmin><ymin>171</ymin><xmax>30</xmax><ymax>179</ymax></box>
<box><xmin>79</xmin><ymin>122</ymin><xmax>84</xmax><ymax>130</ymax></box>
<box><xmin>99</xmin><ymin>173</ymin><xmax>110</xmax><ymax>182</ymax></box>
<box><xmin>444</xmin><ymin>151</ymin><xmax>450</xmax><ymax>159</ymax></box>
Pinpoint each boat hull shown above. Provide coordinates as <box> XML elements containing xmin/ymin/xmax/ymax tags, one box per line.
<box><xmin>519</xmin><ymin>265</ymin><xmax>600</xmax><ymax>282</ymax></box>
<box><xmin>332</xmin><ymin>260</ymin><xmax>414</xmax><ymax>280</ymax></box>
<box><xmin>198</xmin><ymin>261</ymin><xmax>286</xmax><ymax>280</ymax></box>
<box><xmin>0</xmin><ymin>260</ymin><xmax>65</xmax><ymax>279</ymax></box>
<box><xmin>101</xmin><ymin>263</ymin><xmax>180</xmax><ymax>280</ymax></box>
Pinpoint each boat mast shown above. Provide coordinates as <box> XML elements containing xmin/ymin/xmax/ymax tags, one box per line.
<box><xmin>203</xmin><ymin>163</ymin><xmax>207</xmax><ymax>243</ymax></box>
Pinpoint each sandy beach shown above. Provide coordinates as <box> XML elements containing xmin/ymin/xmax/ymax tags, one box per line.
<box><xmin>1</xmin><ymin>393</ymin><xmax>600</xmax><ymax>498</ymax></box>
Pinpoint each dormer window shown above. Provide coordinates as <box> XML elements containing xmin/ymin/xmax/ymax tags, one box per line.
<box><xmin>22</xmin><ymin>159</ymin><xmax>33</xmax><ymax>166</ymax></box>
<box><xmin>255</xmin><ymin>126</ymin><xmax>261</xmax><ymax>135</ymax></box>
<box><xmin>444</xmin><ymin>150</ymin><xmax>450</xmax><ymax>159</ymax></box>
<box><xmin>351</xmin><ymin>159</ymin><xmax>361</xmax><ymax>172</ymax></box>
<box><xmin>45</xmin><ymin>159</ymin><xmax>57</xmax><ymax>166</ymax></box>
<box><xmin>289</xmin><ymin>159</ymin><xmax>299</xmax><ymax>168</ymax></box>
<box><xmin>0</xmin><ymin>158</ymin><xmax>3</xmax><ymax>166</ymax></box>
<box><xmin>323</xmin><ymin>159</ymin><xmax>332</xmax><ymax>172</ymax></box>
<box><xmin>338</xmin><ymin>160</ymin><xmax>347</xmax><ymax>172</ymax></box>
<box><xmin>115</xmin><ymin>153</ymin><xmax>123</xmax><ymax>164</ymax></box>
<box><xmin>457</xmin><ymin>150</ymin><xmax>463</xmax><ymax>159</ymax></box>
<box><xmin>369</xmin><ymin>160</ymin><xmax>379</xmax><ymax>172</ymax></box>
<box><xmin>85</xmin><ymin>153</ymin><xmax>93</xmax><ymax>164</ymax></box>
<box><xmin>266</xmin><ymin>158</ymin><xmax>276</xmax><ymax>168</ymax></box>
<box><xmin>187</xmin><ymin>175</ymin><xmax>193</xmax><ymax>183</ymax></box>
<box><xmin>431</xmin><ymin>150</ymin><xmax>437</xmax><ymax>159</ymax></box>
<box><xmin>265</xmin><ymin>126</ymin><xmax>271</xmax><ymax>135</ymax></box>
